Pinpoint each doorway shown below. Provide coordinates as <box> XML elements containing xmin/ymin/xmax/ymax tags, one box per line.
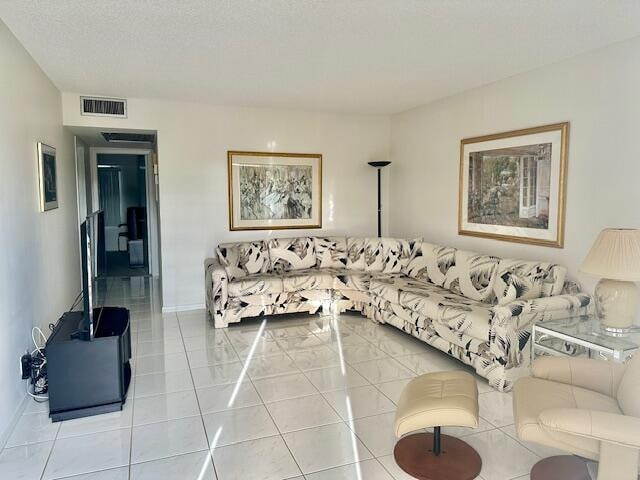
<box><xmin>72</xmin><ymin>129</ymin><xmax>161</xmax><ymax>287</ymax></box>
<box><xmin>97</xmin><ymin>153</ymin><xmax>149</xmax><ymax>277</ymax></box>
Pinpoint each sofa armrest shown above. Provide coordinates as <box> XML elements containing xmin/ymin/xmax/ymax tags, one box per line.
<box><xmin>205</xmin><ymin>257</ymin><xmax>219</xmax><ymax>270</ymax></box>
<box><xmin>532</xmin><ymin>357</ymin><xmax>627</xmax><ymax>397</ymax></box>
<box><xmin>204</xmin><ymin>258</ymin><xmax>228</xmax><ymax>327</ymax></box>
<box><xmin>539</xmin><ymin>408</ymin><xmax>640</xmax><ymax>449</ymax></box>
<box><xmin>489</xmin><ymin>293</ymin><xmax>592</xmax><ymax>368</ymax></box>
<box><xmin>492</xmin><ymin>293</ymin><xmax>592</xmax><ymax>324</ymax></box>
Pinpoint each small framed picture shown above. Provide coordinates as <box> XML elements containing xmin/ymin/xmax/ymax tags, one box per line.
<box><xmin>458</xmin><ymin>122</ymin><xmax>569</xmax><ymax>247</ymax></box>
<box><xmin>227</xmin><ymin>151</ymin><xmax>322</xmax><ymax>231</ymax></box>
<box><xmin>38</xmin><ymin>142</ymin><xmax>58</xmax><ymax>211</ymax></box>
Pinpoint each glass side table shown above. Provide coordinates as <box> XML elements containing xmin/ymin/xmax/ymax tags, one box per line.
<box><xmin>532</xmin><ymin>315</ymin><xmax>640</xmax><ymax>362</ymax></box>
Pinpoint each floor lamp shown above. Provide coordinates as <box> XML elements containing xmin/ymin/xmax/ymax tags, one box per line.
<box><xmin>368</xmin><ymin>161</ymin><xmax>391</xmax><ymax>237</ymax></box>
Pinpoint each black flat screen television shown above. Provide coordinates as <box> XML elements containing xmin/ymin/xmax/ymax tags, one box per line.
<box><xmin>79</xmin><ymin>210</ymin><xmax>105</xmax><ymax>340</ymax></box>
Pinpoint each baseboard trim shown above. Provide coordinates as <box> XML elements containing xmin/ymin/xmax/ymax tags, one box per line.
<box><xmin>162</xmin><ymin>303</ymin><xmax>206</xmax><ymax>313</ymax></box>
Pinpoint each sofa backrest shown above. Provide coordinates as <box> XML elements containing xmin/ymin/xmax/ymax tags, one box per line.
<box><xmin>314</xmin><ymin>236</ymin><xmax>348</xmax><ymax>268</ymax></box>
<box><xmin>381</xmin><ymin>237</ymin><xmax>421</xmax><ymax>273</ymax></box>
<box><xmin>405</xmin><ymin>242</ymin><xmax>456</xmax><ymax>286</ymax></box>
<box><xmin>443</xmin><ymin>249</ymin><xmax>500</xmax><ymax>303</ymax></box>
<box><xmin>346</xmin><ymin>237</ymin><xmax>381</xmax><ymax>271</ymax></box>
<box><xmin>268</xmin><ymin>237</ymin><xmax>316</xmax><ymax>273</ymax></box>
<box><xmin>493</xmin><ymin>259</ymin><xmax>567</xmax><ymax>305</ymax></box>
<box><xmin>543</xmin><ymin>265</ymin><xmax>567</xmax><ymax>297</ymax></box>
<box><xmin>345</xmin><ymin>237</ymin><xmax>421</xmax><ymax>273</ymax></box>
<box><xmin>216</xmin><ymin>241</ymin><xmax>270</xmax><ymax>281</ymax></box>
<box><xmin>406</xmin><ymin>242</ymin><xmax>568</xmax><ymax>304</ymax></box>
<box><xmin>215</xmin><ymin>237</ymin><xmax>570</xmax><ymax>304</ymax></box>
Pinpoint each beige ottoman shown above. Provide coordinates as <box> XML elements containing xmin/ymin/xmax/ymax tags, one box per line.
<box><xmin>393</xmin><ymin>371</ymin><xmax>482</xmax><ymax>480</ymax></box>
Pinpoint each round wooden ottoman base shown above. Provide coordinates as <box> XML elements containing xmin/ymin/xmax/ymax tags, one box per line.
<box><xmin>393</xmin><ymin>432</ymin><xmax>482</xmax><ymax>480</ymax></box>
<box><xmin>530</xmin><ymin>455</ymin><xmax>590</xmax><ymax>480</ymax></box>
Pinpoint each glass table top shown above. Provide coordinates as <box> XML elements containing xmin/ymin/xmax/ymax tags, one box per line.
<box><xmin>536</xmin><ymin>315</ymin><xmax>640</xmax><ymax>353</ymax></box>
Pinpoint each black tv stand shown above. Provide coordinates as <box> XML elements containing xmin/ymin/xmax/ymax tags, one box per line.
<box><xmin>45</xmin><ymin>307</ymin><xmax>132</xmax><ymax>422</ymax></box>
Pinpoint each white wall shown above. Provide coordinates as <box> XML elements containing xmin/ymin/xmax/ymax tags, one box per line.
<box><xmin>390</xmin><ymin>35</ymin><xmax>640</xmax><ymax>318</ymax></box>
<box><xmin>0</xmin><ymin>21</ymin><xmax>79</xmax><ymax>441</ymax></box>
<box><xmin>63</xmin><ymin>97</ymin><xmax>390</xmax><ymax>310</ymax></box>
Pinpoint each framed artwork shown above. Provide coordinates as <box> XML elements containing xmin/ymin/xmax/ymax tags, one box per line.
<box><xmin>227</xmin><ymin>151</ymin><xmax>322</xmax><ymax>231</ymax></box>
<box><xmin>458</xmin><ymin>122</ymin><xmax>568</xmax><ymax>247</ymax></box>
<box><xmin>37</xmin><ymin>142</ymin><xmax>58</xmax><ymax>212</ymax></box>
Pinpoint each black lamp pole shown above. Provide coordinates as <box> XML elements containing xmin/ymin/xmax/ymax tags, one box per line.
<box><xmin>368</xmin><ymin>161</ymin><xmax>391</xmax><ymax>237</ymax></box>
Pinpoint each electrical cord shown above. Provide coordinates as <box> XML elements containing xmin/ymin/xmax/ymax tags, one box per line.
<box><xmin>31</xmin><ymin>327</ymin><xmax>47</xmax><ymax>357</ymax></box>
<box><xmin>48</xmin><ymin>291</ymin><xmax>83</xmax><ymax>335</ymax></box>
<box><xmin>68</xmin><ymin>290</ymin><xmax>83</xmax><ymax>312</ymax></box>
<box><xmin>26</xmin><ymin>381</ymin><xmax>48</xmax><ymax>402</ymax></box>
<box><xmin>27</xmin><ymin>327</ymin><xmax>48</xmax><ymax>402</ymax></box>
<box><xmin>26</xmin><ymin>290</ymin><xmax>84</xmax><ymax>403</ymax></box>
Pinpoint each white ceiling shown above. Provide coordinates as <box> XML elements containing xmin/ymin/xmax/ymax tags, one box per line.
<box><xmin>2</xmin><ymin>1</ymin><xmax>640</xmax><ymax>114</ymax></box>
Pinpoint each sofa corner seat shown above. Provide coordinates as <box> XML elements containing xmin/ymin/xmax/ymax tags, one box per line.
<box><xmin>205</xmin><ymin>237</ymin><xmax>592</xmax><ymax>391</ymax></box>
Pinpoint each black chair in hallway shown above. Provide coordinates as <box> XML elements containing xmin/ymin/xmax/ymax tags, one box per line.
<box><xmin>118</xmin><ymin>207</ymin><xmax>147</xmax><ymax>267</ymax></box>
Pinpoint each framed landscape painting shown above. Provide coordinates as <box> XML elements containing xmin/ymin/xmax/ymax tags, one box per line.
<box><xmin>458</xmin><ymin>122</ymin><xmax>568</xmax><ymax>247</ymax></box>
<box><xmin>227</xmin><ymin>151</ymin><xmax>322</xmax><ymax>230</ymax></box>
<box><xmin>37</xmin><ymin>142</ymin><xmax>58</xmax><ymax>212</ymax></box>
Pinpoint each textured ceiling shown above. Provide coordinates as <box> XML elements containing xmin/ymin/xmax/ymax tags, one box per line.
<box><xmin>2</xmin><ymin>1</ymin><xmax>640</xmax><ymax>114</ymax></box>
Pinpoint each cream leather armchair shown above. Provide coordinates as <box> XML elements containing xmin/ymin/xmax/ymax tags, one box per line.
<box><xmin>513</xmin><ymin>354</ymin><xmax>640</xmax><ymax>480</ymax></box>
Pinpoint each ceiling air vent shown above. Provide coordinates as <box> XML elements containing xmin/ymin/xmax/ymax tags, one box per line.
<box><xmin>80</xmin><ymin>96</ymin><xmax>127</xmax><ymax>118</ymax></box>
<box><xmin>101</xmin><ymin>132</ymin><xmax>155</xmax><ymax>144</ymax></box>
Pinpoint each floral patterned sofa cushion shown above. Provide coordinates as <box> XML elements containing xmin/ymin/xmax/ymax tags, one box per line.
<box><xmin>217</xmin><ymin>241</ymin><xmax>271</xmax><ymax>281</ymax></box>
<box><xmin>346</xmin><ymin>237</ymin><xmax>382</xmax><ymax>271</ymax></box>
<box><xmin>281</xmin><ymin>268</ymin><xmax>334</xmax><ymax>292</ymax></box>
<box><xmin>333</xmin><ymin>270</ymin><xmax>372</xmax><ymax>292</ymax></box>
<box><xmin>363</xmin><ymin>238</ymin><xmax>386</xmax><ymax>272</ymax></box>
<box><xmin>381</xmin><ymin>238</ymin><xmax>422</xmax><ymax>273</ymax></box>
<box><xmin>370</xmin><ymin>275</ymin><xmax>442</xmax><ymax>304</ymax></box>
<box><xmin>330</xmin><ymin>269</ymin><xmax>401</xmax><ymax>293</ymax></box>
<box><xmin>346</xmin><ymin>237</ymin><xmax>365</xmax><ymax>270</ymax></box>
<box><xmin>542</xmin><ymin>265</ymin><xmax>568</xmax><ymax>297</ymax></box>
<box><xmin>268</xmin><ymin>237</ymin><xmax>316</xmax><ymax>273</ymax></box>
<box><xmin>227</xmin><ymin>274</ymin><xmax>284</xmax><ymax>297</ymax></box>
<box><xmin>443</xmin><ymin>249</ymin><xmax>500</xmax><ymax>303</ymax></box>
<box><xmin>346</xmin><ymin>237</ymin><xmax>411</xmax><ymax>273</ymax></box>
<box><xmin>370</xmin><ymin>275</ymin><xmax>493</xmax><ymax>342</ymax></box>
<box><xmin>405</xmin><ymin>242</ymin><xmax>456</xmax><ymax>286</ymax></box>
<box><xmin>493</xmin><ymin>259</ymin><xmax>567</xmax><ymax>305</ymax></box>
<box><xmin>314</xmin><ymin>236</ymin><xmax>348</xmax><ymax>268</ymax></box>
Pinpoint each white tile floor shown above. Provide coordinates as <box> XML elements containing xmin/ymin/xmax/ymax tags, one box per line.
<box><xmin>0</xmin><ymin>276</ymin><xmax>568</xmax><ymax>480</ymax></box>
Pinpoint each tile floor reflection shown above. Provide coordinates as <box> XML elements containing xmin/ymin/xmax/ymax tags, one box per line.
<box><xmin>0</xmin><ymin>276</ymin><xmax>564</xmax><ymax>480</ymax></box>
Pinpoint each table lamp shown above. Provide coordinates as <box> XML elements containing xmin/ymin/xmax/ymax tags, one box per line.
<box><xmin>581</xmin><ymin>228</ymin><xmax>640</xmax><ymax>332</ymax></box>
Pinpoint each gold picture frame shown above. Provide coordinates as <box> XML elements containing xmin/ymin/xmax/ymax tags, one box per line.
<box><xmin>458</xmin><ymin>122</ymin><xmax>568</xmax><ymax>248</ymax></box>
<box><xmin>227</xmin><ymin>150</ymin><xmax>323</xmax><ymax>231</ymax></box>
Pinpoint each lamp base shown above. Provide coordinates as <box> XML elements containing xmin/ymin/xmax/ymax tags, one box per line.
<box><xmin>594</xmin><ymin>278</ymin><xmax>639</xmax><ymax>330</ymax></box>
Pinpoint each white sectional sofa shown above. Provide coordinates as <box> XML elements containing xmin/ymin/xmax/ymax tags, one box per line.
<box><xmin>205</xmin><ymin>236</ymin><xmax>591</xmax><ymax>390</ymax></box>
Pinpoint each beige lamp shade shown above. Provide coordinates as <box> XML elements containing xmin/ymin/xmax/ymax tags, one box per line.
<box><xmin>581</xmin><ymin>228</ymin><xmax>640</xmax><ymax>281</ymax></box>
